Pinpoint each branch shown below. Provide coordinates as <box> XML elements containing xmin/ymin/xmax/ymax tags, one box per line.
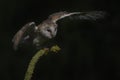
<box><xmin>24</xmin><ymin>45</ymin><xmax>61</xmax><ymax>80</ymax></box>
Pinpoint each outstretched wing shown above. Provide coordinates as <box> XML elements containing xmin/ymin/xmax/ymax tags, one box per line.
<box><xmin>77</xmin><ymin>11</ymin><xmax>106</xmax><ymax>21</ymax></box>
<box><xmin>49</xmin><ymin>11</ymin><xmax>82</xmax><ymax>23</ymax></box>
<box><xmin>49</xmin><ymin>11</ymin><xmax>106</xmax><ymax>23</ymax></box>
<box><xmin>12</xmin><ymin>22</ymin><xmax>36</xmax><ymax>50</ymax></box>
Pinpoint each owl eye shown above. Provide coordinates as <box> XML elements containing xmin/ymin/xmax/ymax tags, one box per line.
<box><xmin>46</xmin><ymin>28</ymin><xmax>51</xmax><ymax>32</ymax></box>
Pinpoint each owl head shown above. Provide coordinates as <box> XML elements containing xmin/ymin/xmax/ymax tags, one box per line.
<box><xmin>38</xmin><ymin>21</ymin><xmax>57</xmax><ymax>39</ymax></box>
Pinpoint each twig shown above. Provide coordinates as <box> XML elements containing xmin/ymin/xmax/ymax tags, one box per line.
<box><xmin>24</xmin><ymin>45</ymin><xmax>60</xmax><ymax>80</ymax></box>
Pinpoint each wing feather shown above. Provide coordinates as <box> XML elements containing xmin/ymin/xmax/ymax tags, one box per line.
<box><xmin>49</xmin><ymin>11</ymin><xmax>83</xmax><ymax>23</ymax></box>
<box><xmin>12</xmin><ymin>22</ymin><xmax>36</xmax><ymax>50</ymax></box>
<box><xmin>49</xmin><ymin>11</ymin><xmax>106</xmax><ymax>23</ymax></box>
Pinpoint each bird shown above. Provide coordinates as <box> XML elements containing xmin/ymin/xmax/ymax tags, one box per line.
<box><xmin>12</xmin><ymin>11</ymin><xmax>106</xmax><ymax>50</ymax></box>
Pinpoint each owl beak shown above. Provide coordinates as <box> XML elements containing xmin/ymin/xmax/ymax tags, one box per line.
<box><xmin>50</xmin><ymin>33</ymin><xmax>55</xmax><ymax>38</ymax></box>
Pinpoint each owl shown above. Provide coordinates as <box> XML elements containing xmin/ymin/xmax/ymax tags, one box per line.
<box><xmin>12</xmin><ymin>11</ymin><xmax>106</xmax><ymax>50</ymax></box>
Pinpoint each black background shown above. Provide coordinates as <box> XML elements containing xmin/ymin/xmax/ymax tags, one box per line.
<box><xmin>0</xmin><ymin>0</ymin><xmax>120</xmax><ymax>80</ymax></box>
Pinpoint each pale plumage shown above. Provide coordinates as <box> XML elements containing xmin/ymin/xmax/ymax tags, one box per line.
<box><xmin>12</xmin><ymin>11</ymin><xmax>106</xmax><ymax>50</ymax></box>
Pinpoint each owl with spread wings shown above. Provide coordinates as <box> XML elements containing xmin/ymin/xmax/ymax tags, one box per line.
<box><xmin>12</xmin><ymin>11</ymin><xmax>106</xmax><ymax>50</ymax></box>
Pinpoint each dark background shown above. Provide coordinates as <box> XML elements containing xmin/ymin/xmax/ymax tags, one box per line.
<box><xmin>0</xmin><ymin>0</ymin><xmax>120</xmax><ymax>80</ymax></box>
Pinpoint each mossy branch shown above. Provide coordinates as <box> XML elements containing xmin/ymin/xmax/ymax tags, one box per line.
<box><xmin>24</xmin><ymin>45</ymin><xmax>61</xmax><ymax>80</ymax></box>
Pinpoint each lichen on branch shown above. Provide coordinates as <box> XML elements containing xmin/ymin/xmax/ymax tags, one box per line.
<box><xmin>24</xmin><ymin>45</ymin><xmax>61</xmax><ymax>80</ymax></box>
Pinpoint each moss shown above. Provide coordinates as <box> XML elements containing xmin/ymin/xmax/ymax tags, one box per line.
<box><xmin>24</xmin><ymin>45</ymin><xmax>61</xmax><ymax>80</ymax></box>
